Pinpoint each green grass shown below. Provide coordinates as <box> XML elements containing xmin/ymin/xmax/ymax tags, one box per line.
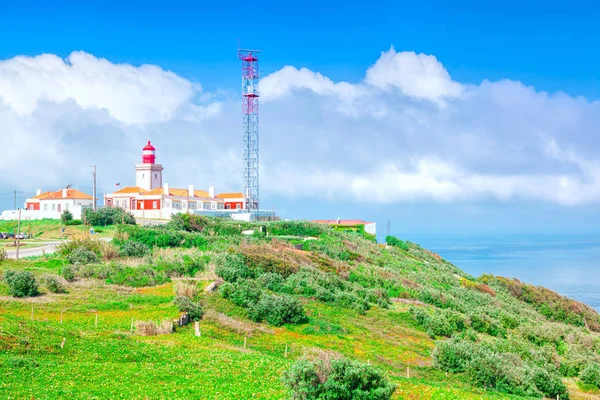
<box><xmin>0</xmin><ymin>216</ymin><xmax>597</xmax><ymax>399</ymax></box>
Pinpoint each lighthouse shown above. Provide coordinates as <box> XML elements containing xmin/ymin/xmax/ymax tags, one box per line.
<box><xmin>135</xmin><ymin>141</ymin><xmax>163</xmax><ymax>191</ymax></box>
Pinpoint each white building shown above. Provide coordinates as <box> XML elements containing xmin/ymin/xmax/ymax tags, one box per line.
<box><xmin>104</xmin><ymin>141</ymin><xmax>247</xmax><ymax>221</ymax></box>
<box><xmin>0</xmin><ymin>188</ymin><xmax>93</xmax><ymax>220</ymax></box>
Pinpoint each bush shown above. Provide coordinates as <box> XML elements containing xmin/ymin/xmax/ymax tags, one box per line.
<box><xmin>580</xmin><ymin>362</ymin><xmax>600</xmax><ymax>388</ymax></box>
<box><xmin>119</xmin><ymin>241</ymin><xmax>150</xmax><ymax>258</ymax></box>
<box><xmin>248</xmin><ymin>294</ymin><xmax>307</xmax><ymax>326</ymax></box>
<box><xmin>258</xmin><ymin>272</ymin><xmax>285</xmax><ymax>292</ymax></box>
<box><xmin>67</xmin><ymin>247</ymin><xmax>99</xmax><ymax>265</ymax></box>
<box><xmin>60</xmin><ymin>265</ymin><xmax>77</xmax><ymax>281</ymax></box>
<box><xmin>282</xmin><ymin>358</ymin><xmax>396</xmax><ymax>400</ymax></box>
<box><xmin>105</xmin><ymin>265</ymin><xmax>169</xmax><ymax>287</ymax></box>
<box><xmin>60</xmin><ymin>209</ymin><xmax>73</xmax><ymax>225</ymax></box>
<box><xmin>4</xmin><ymin>270</ymin><xmax>39</xmax><ymax>297</ymax></box>
<box><xmin>84</xmin><ymin>207</ymin><xmax>136</xmax><ymax>226</ymax></box>
<box><xmin>433</xmin><ymin>339</ymin><xmax>475</xmax><ymax>373</ymax></box>
<box><xmin>173</xmin><ymin>296</ymin><xmax>204</xmax><ymax>321</ymax></box>
<box><xmin>214</xmin><ymin>253</ymin><xmax>255</xmax><ymax>282</ymax></box>
<box><xmin>386</xmin><ymin>235</ymin><xmax>409</xmax><ymax>251</ymax></box>
<box><xmin>220</xmin><ymin>280</ymin><xmax>261</xmax><ymax>308</ymax></box>
<box><xmin>58</xmin><ymin>238</ymin><xmax>103</xmax><ymax>257</ymax></box>
<box><xmin>42</xmin><ymin>274</ymin><xmax>68</xmax><ymax>294</ymax></box>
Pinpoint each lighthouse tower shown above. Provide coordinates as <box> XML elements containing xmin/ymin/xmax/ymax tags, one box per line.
<box><xmin>135</xmin><ymin>141</ymin><xmax>163</xmax><ymax>191</ymax></box>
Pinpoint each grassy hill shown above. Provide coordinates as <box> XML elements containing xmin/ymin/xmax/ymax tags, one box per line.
<box><xmin>0</xmin><ymin>216</ymin><xmax>599</xmax><ymax>399</ymax></box>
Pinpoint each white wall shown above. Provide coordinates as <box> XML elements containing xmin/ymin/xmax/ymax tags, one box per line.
<box><xmin>364</xmin><ymin>222</ymin><xmax>377</xmax><ymax>235</ymax></box>
<box><xmin>1</xmin><ymin>205</ymin><xmax>87</xmax><ymax>221</ymax></box>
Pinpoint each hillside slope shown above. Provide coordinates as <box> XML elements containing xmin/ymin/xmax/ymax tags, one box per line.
<box><xmin>0</xmin><ymin>216</ymin><xmax>599</xmax><ymax>399</ymax></box>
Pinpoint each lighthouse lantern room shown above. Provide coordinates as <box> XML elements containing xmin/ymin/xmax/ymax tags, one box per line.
<box><xmin>135</xmin><ymin>141</ymin><xmax>163</xmax><ymax>191</ymax></box>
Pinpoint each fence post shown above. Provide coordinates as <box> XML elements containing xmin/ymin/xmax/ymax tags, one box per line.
<box><xmin>407</xmin><ymin>366</ymin><xmax>410</xmax><ymax>379</ymax></box>
<box><xmin>194</xmin><ymin>321</ymin><xmax>201</xmax><ymax>337</ymax></box>
<box><xmin>130</xmin><ymin>317</ymin><xmax>134</xmax><ymax>333</ymax></box>
<box><xmin>244</xmin><ymin>337</ymin><xmax>247</xmax><ymax>349</ymax></box>
<box><xmin>60</xmin><ymin>338</ymin><xmax>66</xmax><ymax>349</ymax></box>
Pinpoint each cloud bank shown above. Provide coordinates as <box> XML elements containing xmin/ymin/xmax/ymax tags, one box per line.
<box><xmin>0</xmin><ymin>48</ymin><xmax>599</xmax><ymax>206</ymax></box>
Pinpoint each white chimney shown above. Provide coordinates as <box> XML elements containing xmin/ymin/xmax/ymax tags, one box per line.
<box><xmin>209</xmin><ymin>186</ymin><xmax>215</xmax><ymax>198</ymax></box>
<box><xmin>62</xmin><ymin>188</ymin><xmax>68</xmax><ymax>198</ymax></box>
<box><xmin>36</xmin><ymin>189</ymin><xmax>41</xmax><ymax>196</ymax></box>
<box><xmin>337</xmin><ymin>217</ymin><xmax>341</xmax><ymax>224</ymax></box>
<box><xmin>188</xmin><ymin>184</ymin><xmax>194</xmax><ymax>197</ymax></box>
<box><xmin>163</xmin><ymin>183</ymin><xmax>169</xmax><ymax>196</ymax></box>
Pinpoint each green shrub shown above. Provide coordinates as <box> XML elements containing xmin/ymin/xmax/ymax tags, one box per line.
<box><xmin>220</xmin><ymin>279</ymin><xmax>261</xmax><ymax>308</ymax></box>
<box><xmin>84</xmin><ymin>207</ymin><xmax>135</xmax><ymax>226</ymax></box>
<box><xmin>267</xmin><ymin>221</ymin><xmax>326</xmax><ymax>237</ymax></box>
<box><xmin>105</xmin><ymin>265</ymin><xmax>169</xmax><ymax>288</ymax></box>
<box><xmin>4</xmin><ymin>356</ymin><xmax>38</xmax><ymax>369</ymax></box>
<box><xmin>4</xmin><ymin>270</ymin><xmax>39</xmax><ymax>297</ymax></box>
<box><xmin>67</xmin><ymin>247</ymin><xmax>99</xmax><ymax>265</ymax></box>
<box><xmin>173</xmin><ymin>296</ymin><xmax>204</xmax><ymax>321</ymax></box>
<box><xmin>433</xmin><ymin>339</ymin><xmax>475</xmax><ymax>373</ymax></box>
<box><xmin>214</xmin><ymin>253</ymin><xmax>254</xmax><ymax>282</ymax></box>
<box><xmin>580</xmin><ymin>362</ymin><xmax>600</xmax><ymax>388</ymax></box>
<box><xmin>60</xmin><ymin>209</ymin><xmax>73</xmax><ymax>225</ymax></box>
<box><xmin>258</xmin><ymin>272</ymin><xmax>285</xmax><ymax>292</ymax></box>
<box><xmin>119</xmin><ymin>241</ymin><xmax>150</xmax><ymax>258</ymax></box>
<box><xmin>248</xmin><ymin>294</ymin><xmax>307</xmax><ymax>326</ymax></box>
<box><xmin>42</xmin><ymin>274</ymin><xmax>67</xmax><ymax>294</ymax></box>
<box><xmin>60</xmin><ymin>265</ymin><xmax>77</xmax><ymax>281</ymax></box>
<box><xmin>58</xmin><ymin>238</ymin><xmax>103</xmax><ymax>257</ymax></box>
<box><xmin>282</xmin><ymin>358</ymin><xmax>396</xmax><ymax>400</ymax></box>
<box><xmin>386</xmin><ymin>235</ymin><xmax>409</xmax><ymax>251</ymax></box>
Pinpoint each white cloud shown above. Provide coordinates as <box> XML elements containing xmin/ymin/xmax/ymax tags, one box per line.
<box><xmin>0</xmin><ymin>51</ymin><xmax>194</xmax><ymax>124</ymax></box>
<box><xmin>1</xmin><ymin>48</ymin><xmax>600</xmax><ymax>209</ymax></box>
<box><xmin>365</xmin><ymin>48</ymin><xmax>464</xmax><ymax>101</ymax></box>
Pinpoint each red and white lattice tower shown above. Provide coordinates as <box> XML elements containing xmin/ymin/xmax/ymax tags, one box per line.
<box><xmin>239</xmin><ymin>47</ymin><xmax>261</xmax><ymax>214</ymax></box>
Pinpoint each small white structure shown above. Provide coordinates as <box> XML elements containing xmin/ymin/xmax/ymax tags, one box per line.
<box><xmin>0</xmin><ymin>188</ymin><xmax>93</xmax><ymax>220</ymax></box>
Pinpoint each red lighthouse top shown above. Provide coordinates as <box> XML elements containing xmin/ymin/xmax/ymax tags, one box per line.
<box><xmin>142</xmin><ymin>140</ymin><xmax>156</xmax><ymax>164</ymax></box>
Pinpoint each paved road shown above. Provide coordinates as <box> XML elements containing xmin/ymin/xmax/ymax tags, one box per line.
<box><xmin>5</xmin><ymin>241</ymin><xmax>63</xmax><ymax>259</ymax></box>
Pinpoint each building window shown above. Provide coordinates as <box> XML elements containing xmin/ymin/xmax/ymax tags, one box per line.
<box><xmin>165</xmin><ymin>201</ymin><xmax>170</xmax><ymax>208</ymax></box>
<box><xmin>236</xmin><ymin>204</ymin><xmax>241</xmax><ymax>209</ymax></box>
<box><xmin>226</xmin><ymin>204</ymin><xmax>231</xmax><ymax>209</ymax></box>
<box><xmin>141</xmin><ymin>202</ymin><xmax>144</xmax><ymax>209</ymax></box>
<box><xmin>142</xmin><ymin>174</ymin><xmax>145</xmax><ymax>178</ymax></box>
<box><xmin>218</xmin><ymin>204</ymin><xmax>224</xmax><ymax>210</ymax></box>
<box><xmin>44</xmin><ymin>204</ymin><xmax>48</xmax><ymax>211</ymax></box>
<box><xmin>52</xmin><ymin>204</ymin><xmax>56</xmax><ymax>211</ymax></box>
<box><xmin>153</xmin><ymin>201</ymin><xmax>158</xmax><ymax>209</ymax></box>
<box><xmin>189</xmin><ymin>203</ymin><xmax>195</xmax><ymax>210</ymax></box>
<box><xmin>154</xmin><ymin>173</ymin><xmax>157</xmax><ymax>179</ymax></box>
<box><xmin>66</xmin><ymin>204</ymin><xmax>69</xmax><ymax>210</ymax></box>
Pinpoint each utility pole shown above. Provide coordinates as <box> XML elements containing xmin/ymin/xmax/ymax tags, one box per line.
<box><xmin>16</xmin><ymin>208</ymin><xmax>22</xmax><ymax>260</ymax></box>
<box><xmin>92</xmin><ymin>165</ymin><xmax>97</xmax><ymax>212</ymax></box>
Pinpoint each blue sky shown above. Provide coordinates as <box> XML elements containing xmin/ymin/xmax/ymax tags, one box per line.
<box><xmin>1</xmin><ymin>1</ymin><xmax>600</xmax><ymax>236</ymax></box>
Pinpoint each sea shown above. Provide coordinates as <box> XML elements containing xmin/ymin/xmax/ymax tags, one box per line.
<box><xmin>403</xmin><ymin>233</ymin><xmax>600</xmax><ymax>311</ymax></box>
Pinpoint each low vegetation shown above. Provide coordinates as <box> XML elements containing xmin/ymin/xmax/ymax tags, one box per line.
<box><xmin>0</xmin><ymin>214</ymin><xmax>599</xmax><ymax>399</ymax></box>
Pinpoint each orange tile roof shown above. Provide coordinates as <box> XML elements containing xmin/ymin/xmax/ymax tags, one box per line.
<box><xmin>144</xmin><ymin>188</ymin><xmax>164</xmax><ymax>196</ymax></box>
<box><xmin>194</xmin><ymin>190</ymin><xmax>210</xmax><ymax>198</ymax></box>
<box><xmin>216</xmin><ymin>192</ymin><xmax>244</xmax><ymax>199</ymax></box>
<box><xmin>40</xmin><ymin>188</ymin><xmax>93</xmax><ymax>200</ymax></box>
<box><xmin>312</xmin><ymin>220</ymin><xmax>373</xmax><ymax>226</ymax></box>
<box><xmin>113</xmin><ymin>186</ymin><xmax>147</xmax><ymax>194</ymax></box>
<box><xmin>31</xmin><ymin>191</ymin><xmax>53</xmax><ymax>200</ymax></box>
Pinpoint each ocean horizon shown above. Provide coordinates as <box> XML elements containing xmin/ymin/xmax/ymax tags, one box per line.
<box><xmin>402</xmin><ymin>232</ymin><xmax>600</xmax><ymax>311</ymax></box>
